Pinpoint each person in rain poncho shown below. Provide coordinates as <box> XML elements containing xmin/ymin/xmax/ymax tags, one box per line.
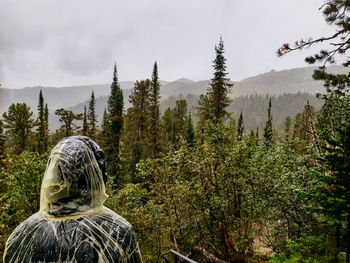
<box><xmin>4</xmin><ymin>136</ymin><xmax>142</xmax><ymax>263</ymax></box>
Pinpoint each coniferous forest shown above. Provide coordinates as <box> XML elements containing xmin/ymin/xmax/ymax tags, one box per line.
<box><xmin>1</xmin><ymin>1</ymin><xmax>350</xmax><ymax>262</ymax></box>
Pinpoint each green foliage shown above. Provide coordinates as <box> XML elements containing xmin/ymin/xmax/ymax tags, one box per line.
<box><xmin>106</xmin><ymin>63</ymin><xmax>124</xmax><ymax>187</ymax></box>
<box><xmin>293</xmin><ymin>102</ymin><xmax>317</xmax><ymax>154</ymax></box>
<box><xmin>269</xmin><ymin>236</ymin><xmax>330</xmax><ymax>263</ymax></box>
<box><xmin>185</xmin><ymin>112</ymin><xmax>195</xmax><ymax>147</ymax></box>
<box><xmin>123</xmin><ymin>79</ymin><xmax>152</xmax><ymax>180</ymax></box>
<box><xmin>284</xmin><ymin>116</ymin><xmax>292</xmax><ymax>142</ymax></box>
<box><xmin>0</xmin><ymin>119</ymin><xmax>5</xmax><ymax>167</ymax></box>
<box><xmin>164</xmin><ymin>92</ymin><xmax>323</xmax><ymax>132</ymax></box>
<box><xmin>55</xmin><ymin>108</ymin><xmax>83</xmax><ymax>137</ymax></box>
<box><xmin>82</xmin><ymin>105</ymin><xmax>88</xmax><ymax>136</ymax></box>
<box><xmin>311</xmin><ymin>92</ymin><xmax>350</xmax><ymax>262</ymax></box>
<box><xmin>161</xmin><ymin>107</ymin><xmax>176</xmax><ymax>147</ymax></box>
<box><xmin>237</xmin><ymin>111</ymin><xmax>244</xmax><ymax>141</ymax></box>
<box><xmin>98</xmin><ymin>108</ymin><xmax>109</xmax><ymax>150</ymax></box>
<box><xmin>149</xmin><ymin>61</ymin><xmax>161</xmax><ymax>157</ymax></box>
<box><xmin>44</xmin><ymin>104</ymin><xmax>49</xmax><ymax>146</ymax></box>
<box><xmin>36</xmin><ymin>90</ymin><xmax>48</xmax><ymax>153</ymax></box>
<box><xmin>88</xmin><ymin>90</ymin><xmax>98</xmax><ymax>139</ymax></box>
<box><xmin>0</xmin><ymin>151</ymin><xmax>48</xmax><ymax>257</ymax></box>
<box><xmin>174</xmin><ymin>100</ymin><xmax>187</xmax><ymax>143</ymax></box>
<box><xmin>277</xmin><ymin>1</ymin><xmax>350</xmax><ymax>259</ymax></box>
<box><xmin>109</xmin><ymin>121</ymin><xmax>319</xmax><ymax>262</ymax></box>
<box><xmin>264</xmin><ymin>98</ymin><xmax>273</xmax><ymax>146</ymax></box>
<box><xmin>198</xmin><ymin>37</ymin><xmax>233</xmax><ymax>123</ymax></box>
<box><xmin>161</xmin><ymin>100</ymin><xmax>188</xmax><ymax>150</ymax></box>
<box><xmin>2</xmin><ymin>103</ymin><xmax>35</xmax><ymax>153</ymax></box>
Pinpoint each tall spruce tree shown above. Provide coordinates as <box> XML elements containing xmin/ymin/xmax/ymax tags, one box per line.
<box><xmin>36</xmin><ymin>90</ymin><xmax>46</xmax><ymax>153</ymax></box>
<box><xmin>0</xmin><ymin>119</ymin><xmax>5</xmax><ymax>167</ymax></box>
<box><xmin>100</xmin><ymin>108</ymin><xmax>110</xmax><ymax>151</ymax></box>
<box><xmin>237</xmin><ymin>111</ymin><xmax>244</xmax><ymax>141</ymax></box>
<box><xmin>107</xmin><ymin>63</ymin><xmax>124</xmax><ymax>187</ymax></box>
<box><xmin>284</xmin><ymin>115</ymin><xmax>292</xmax><ymax>142</ymax></box>
<box><xmin>162</xmin><ymin>108</ymin><xmax>175</xmax><ymax>148</ymax></box>
<box><xmin>128</xmin><ymin>79</ymin><xmax>151</xmax><ymax>143</ymax></box>
<box><xmin>149</xmin><ymin>62</ymin><xmax>161</xmax><ymax>157</ymax></box>
<box><xmin>264</xmin><ymin>98</ymin><xmax>273</xmax><ymax>146</ymax></box>
<box><xmin>82</xmin><ymin>105</ymin><xmax>88</xmax><ymax>136</ymax></box>
<box><xmin>44</xmin><ymin>104</ymin><xmax>49</xmax><ymax>149</ymax></box>
<box><xmin>88</xmin><ymin>91</ymin><xmax>98</xmax><ymax>139</ymax></box>
<box><xmin>198</xmin><ymin>36</ymin><xmax>233</xmax><ymax>123</ymax></box>
<box><xmin>174</xmin><ymin>99</ymin><xmax>188</xmax><ymax>148</ymax></box>
<box><xmin>3</xmin><ymin>103</ymin><xmax>35</xmax><ymax>153</ymax></box>
<box><xmin>185</xmin><ymin>112</ymin><xmax>195</xmax><ymax>147</ymax></box>
<box><xmin>293</xmin><ymin>102</ymin><xmax>318</xmax><ymax>153</ymax></box>
<box><xmin>124</xmin><ymin>79</ymin><xmax>152</xmax><ymax>178</ymax></box>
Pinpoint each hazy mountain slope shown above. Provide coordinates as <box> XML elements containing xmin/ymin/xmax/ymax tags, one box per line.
<box><xmin>232</xmin><ymin>65</ymin><xmax>348</xmax><ymax>97</ymax></box>
<box><xmin>160</xmin><ymin>93</ymin><xmax>324</xmax><ymax>131</ymax></box>
<box><xmin>50</xmin><ymin>90</ymin><xmax>133</xmax><ymax>131</ymax></box>
<box><xmin>0</xmin><ymin>82</ymin><xmax>134</xmax><ymax>114</ymax></box>
<box><xmin>1</xmin><ymin>65</ymin><xmax>348</xmax><ymax>130</ymax></box>
<box><xmin>55</xmin><ymin>92</ymin><xmax>323</xmax><ymax>133</ymax></box>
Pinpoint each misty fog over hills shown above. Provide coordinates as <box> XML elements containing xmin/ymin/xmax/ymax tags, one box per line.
<box><xmin>0</xmin><ymin>65</ymin><xmax>347</xmax><ymax>131</ymax></box>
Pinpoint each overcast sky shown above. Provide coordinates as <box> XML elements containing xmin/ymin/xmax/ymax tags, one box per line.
<box><xmin>0</xmin><ymin>0</ymin><xmax>333</xmax><ymax>89</ymax></box>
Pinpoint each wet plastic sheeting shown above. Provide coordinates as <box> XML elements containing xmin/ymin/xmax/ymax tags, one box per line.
<box><xmin>4</xmin><ymin>136</ymin><xmax>142</xmax><ymax>263</ymax></box>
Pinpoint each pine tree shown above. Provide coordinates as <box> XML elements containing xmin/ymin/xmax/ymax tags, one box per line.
<box><xmin>302</xmin><ymin>101</ymin><xmax>316</xmax><ymax>145</ymax></box>
<box><xmin>162</xmin><ymin>108</ymin><xmax>175</xmax><ymax>148</ymax></box>
<box><xmin>248</xmin><ymin>130</ymin><xmax>256</xmax><ymax>146</ymax></box>
<box><xmin>3</xmin><ymin>103</ymin><xmax>35</xmax><ymax>153</ymax></box>
<box><xmin>82</xmin><ymin>105</ymin><xmax>88</xmax><ymax>136</ymax></box>
<box><xmin>284</xmin><ymin>115</ymin><xmax>292</xmax><ymax>142</ymax></box>
<box><xmin>264</xmin><ymin>98</ymin><xmax>273</xmax><ymax>146</ymax></box>
<box><xmin>0</xmin><ymin>118</ymin><xmax>5</xmax><ymax>167</ymax></box>
<box><xmin>174</xmin><ymin>99</ymin><xmax>188</xmax><ymax>148</ymax></box>
<box><xmin>99</xmin><ymin>108</ymin><xmax>110</xmax><ymax>151</ymax></box>
<box><xmin>44</xmin><ymin>104</ymin><xmax>49</xmax><ymax>150</ymax></box>
<box><xmin>107</xmin><ymin>63</ymin><xmax>124</xmax><ymax>187</ymax></box>
<box><xmin>237</xmin><ymin>111</ymin><xmax>244</xmax><ymax>141</ymax></box>
<box><xmin>125</xmin><ymin>79</ymin><xmax>152</xmax><ymax>177</ymax></box>
<box><xmin>229</xmin><ymin>117</ymin><xmax>236</xmax><ymax>140</ymax></box>
<box><xmin>293</xmin><ymin>113</ymin><xmax>302</xmax><ymax>140</ymax></box>
<box><xmin>255</xmin><ymin>126</ymin><xmax>259</xmax><ymax>139</ymax></box>
<box><xmin>128</xmin><ymin>79</ymin><xmax>151</xmax><ymax>140</ymax></box>
<box><xmin>36</xmin><ymin>90</ymin><xmax>46</xmax><ymax>153</ymax></box>
<box><xmin>149</xmin><ymin>61</ymin><xmax>161</xmax><ymax>157</ymax></box>
<box><xmin>88</xmin><ymin>91</ymin><xmax>98</xmax><ymax>139</ymax></box>
<box><xmin>55</xmin><ymin>108</ymin><xmax>83</xmax><ymax>137</ymax></box>
<box><xmin>293</xmin><ymin>102</ymin><xmax>318</xmax><ymax>153</ymax></box>
<box><xmin>185</xmin><ymin>112</ymin><xmax>195</xmax><ymax>147</ymax></box>
<box><xmin>198</xmin><ymin>36</ymin><xmax>233</xmax><ymax>123</ymax></box>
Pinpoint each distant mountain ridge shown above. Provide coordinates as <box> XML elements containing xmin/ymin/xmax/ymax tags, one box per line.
<box><xmin>0</xmin><ymin>65</ymin><xmax>347</xmax><ymax>130</ymax></box>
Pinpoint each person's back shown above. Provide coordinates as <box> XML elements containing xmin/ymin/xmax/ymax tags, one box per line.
<box><xmin>4</xmin><ymin>136</ymin><xmax>142</xmax><ymax>263</ymax></box>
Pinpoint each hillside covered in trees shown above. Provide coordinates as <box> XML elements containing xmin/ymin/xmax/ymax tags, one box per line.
<box><xmin>1</xmin><ymin>1</ymin><xmax>350</xmax><ymax>262</ymax></box>
<box><xmin>0</xmin><ymin>65</ymin><xmax>346</xmax><ymax>131</ymax></box>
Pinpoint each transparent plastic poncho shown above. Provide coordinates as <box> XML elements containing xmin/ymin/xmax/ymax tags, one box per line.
<box><xmin>4</xmin><ymin>136</ymin><xmax>142</xmax><ymax>263</ymax></box>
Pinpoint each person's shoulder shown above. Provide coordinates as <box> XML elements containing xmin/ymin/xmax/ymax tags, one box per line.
<box><xmin>96</xmin><ymin>206</ymin><xmax>133</xmax><ymax>230</ymax></box>
<box><xmin>8</xmin><ymin>212</ymin><xmax>44</xmax><ymax>235</ymax></box>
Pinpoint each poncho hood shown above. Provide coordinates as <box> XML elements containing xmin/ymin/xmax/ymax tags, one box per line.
<box><xmin>39</xmin><ymin>136</ymin><xmax>108</xmax><ymax>218</ymax></box>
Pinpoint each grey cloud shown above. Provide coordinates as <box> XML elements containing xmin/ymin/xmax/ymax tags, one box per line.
<box><xmin>0</xmin><ymin>0</ymin><xmax>333</xmax><ymax>89</ymax></box>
